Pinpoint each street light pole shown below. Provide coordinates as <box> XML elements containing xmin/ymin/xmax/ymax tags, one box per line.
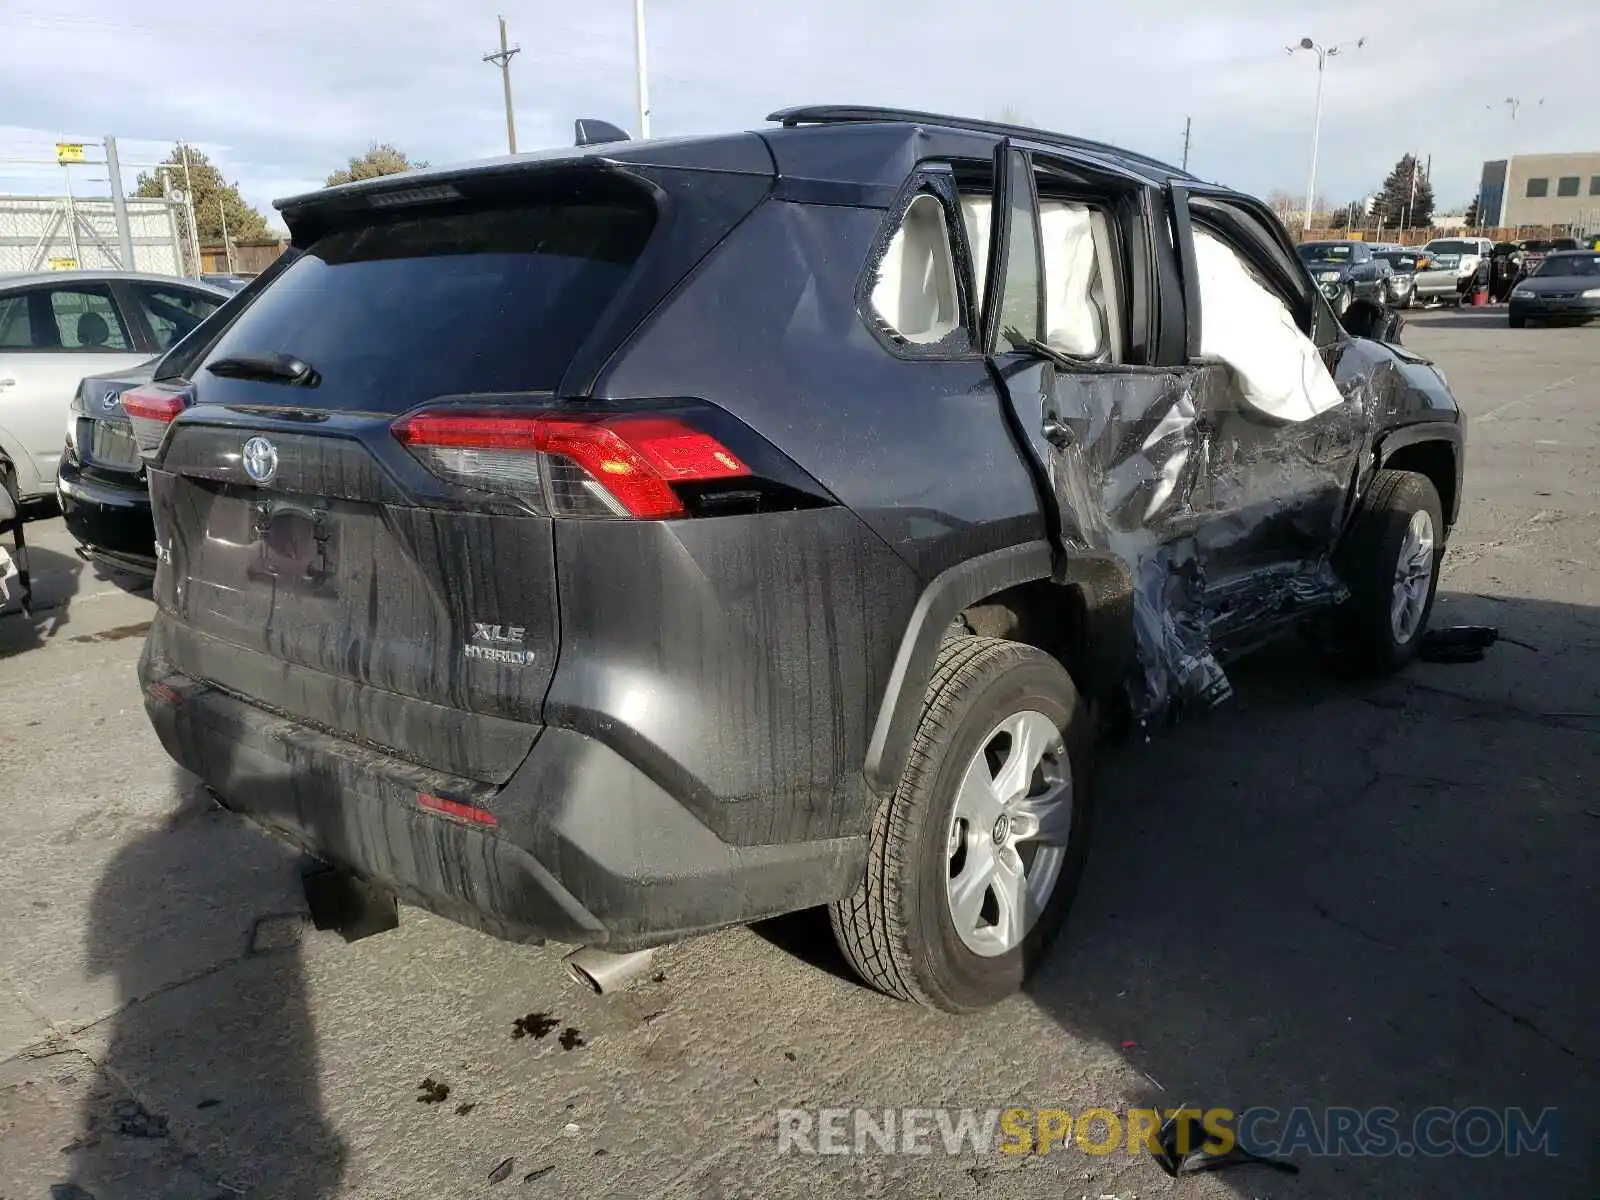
<box><xmin>1288</xmin><ymin>36</ymin><xmax>1366</xmax><ymax>234</ymax></box>
<box><xmin>633</xmin><ymin>0</ymin><xmax>651</xmax><ymax>139</ymax></box>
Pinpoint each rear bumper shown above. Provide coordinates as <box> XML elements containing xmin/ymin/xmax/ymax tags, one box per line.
<box><xmin>139</xmin><ymin>633</ymin><xmax>869</xmax><ymax>949</ymax></box>
<box><xmin>57</xmin><ymin>460</ymin><xmax>156</xmax><ymax>576</ymax></box>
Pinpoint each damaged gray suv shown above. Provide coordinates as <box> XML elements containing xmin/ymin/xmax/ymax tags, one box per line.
<box><xmin>127</xmin><ymin>106</ymin><xmax>1463</xmax><ymax>1012</ymax></box>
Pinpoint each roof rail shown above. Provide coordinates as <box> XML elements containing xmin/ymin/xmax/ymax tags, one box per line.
<box><xmin>766</xmin><ymin>105</ymin><xmax>1194</xmax><ymax>181</ymax></box>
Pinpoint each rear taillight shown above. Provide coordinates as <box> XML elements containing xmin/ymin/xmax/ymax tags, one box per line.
<box><xmin>120</xmin><ymin>386</ymin><xmax>187</xmax><ymax>458</ymax></box>
<box><xmin>392</xmin><ymin>408</ymin><xmax>752</xmax><ymax>519</ymax></box>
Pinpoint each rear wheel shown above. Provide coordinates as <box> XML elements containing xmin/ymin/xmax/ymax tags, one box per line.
<box><xmin>830</xmin><ymin>637</ymin><xmax>1092</xmax><ymax>1012</ymax></box>
<box><xmin>1334</xmin><ymin>470</ymin><xmax>1443</xmax><ymax>674</ymax></box>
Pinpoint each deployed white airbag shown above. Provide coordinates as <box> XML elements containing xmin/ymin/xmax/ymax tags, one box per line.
<box><xmin>1038</xmin><ymin>201</ymin><xmax>1105</xmax><ymax>358</ymax></box>
<box><xmin>871</xmin><ymin>193</ymin><xmax>961</xmax><ymax>344</ymax></box>
<box><xmin>1192</xmin><ymin>228</ymin><xmax>1344</xmax><ymax>423</ymax></box>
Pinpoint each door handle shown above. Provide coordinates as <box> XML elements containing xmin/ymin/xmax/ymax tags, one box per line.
<box><xmin>0</xmin><ymin>378</ymin><xmax>15</xmax><ymax>389</ymax></box>
<box><xmin>1042</xmin><ymin>418</ymin><xmax>1074</xmax><ymax>449</ymax></box>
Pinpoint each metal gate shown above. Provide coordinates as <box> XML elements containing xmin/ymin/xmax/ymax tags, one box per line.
<box><xmin>0</xmin><ymin>195</ymin><xmax>189</xmax><ymax>274</ymax></box>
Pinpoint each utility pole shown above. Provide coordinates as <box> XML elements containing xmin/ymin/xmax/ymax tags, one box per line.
<box><xmin>483</xmin><ymin>16</ymin><xmax>521</xmax><ymax>154</ymax></box>
<box><xmin>1288</xmin><ymin>36</ymin><xmax>1366</xmax><ymax>232</ymax></box>
<box><xmin>634</xmin><ymin>0</ymin><xmax>651</xmax><ymax>139</ymax></box>
<box><xmin>1181</xmin><ymin>116</ymin><xmax>1191</xmax><ymax>172</ymax></box>
<box><xmin>103</xmin><ymin>136</ymin><xmax>135</xmax><ymax>270</ymax></box>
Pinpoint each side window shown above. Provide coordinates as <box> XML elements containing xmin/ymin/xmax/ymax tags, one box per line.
<box><xmin>47</xmin><ymin>286</ymin><xmax>132</xmax><ymax>351</ymax></box>
<box><xmin>867</xmin><ymin>191</ymin><xmax>965</xmax><ymax>349</ymax></box>
<box><xmin>0</xmin><ymin>295</ymin><xmax>32</xmax><ymax>348</ymax></box>
<box><xmin>1189</xmin><ymin>224</ymin><xmax>1343</xmax><ymax>423</ymax></box>
<box><xmin>134</xmin><ymin>284</ymin><xmax>220</xmax><ymax>351</ymax></box>
<box><xmin>1035</xmin><ymin>195</ymin><xmax>1124</xmax><ymax>362</ymax></box>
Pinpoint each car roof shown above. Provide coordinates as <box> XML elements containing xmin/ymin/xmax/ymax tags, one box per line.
<box><xmin>0</xmin><ymin>270</ymin><xmax>230</xmax><ymax>296</ymax></box>
<box><xmin>276</xmin><ymin>105</ymin><xmax>1204</xmax><ymax>226</ymax></box>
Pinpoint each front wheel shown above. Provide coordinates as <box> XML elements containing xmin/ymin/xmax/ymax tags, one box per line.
<box><xmin>1334</xmin><ymin>470</ymin><xmax>1444</xmax><ymax>674</ymax></box>
<box><xmin>1509</xmin><ymin>314</ymin><xmax>1527</xmax><ymax>328</ymax></box>
<box><xmin>830</xmin><ymin>637</ymin><xmax>1092</xmax><ymax>1011</ymax></box>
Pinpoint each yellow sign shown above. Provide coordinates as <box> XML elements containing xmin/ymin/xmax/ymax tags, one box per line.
<box><xmin>55</xmin><ymin>142</ymin><xmax>86</xmax><ymax>165</ymax></box>
<box><xmin>47</xmin><ymin>257</ymin><xmax>78</xmax><ymax>270</ymax></box>
<box><xmin>1348</xmin><ymin>231</ymin><xmax>1365</xmax><ymax>241</ymax></box>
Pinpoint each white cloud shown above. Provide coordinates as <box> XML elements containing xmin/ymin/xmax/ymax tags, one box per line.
<box><xmin>0</xmin><ymin>0</ymin><xmax>1594</xmax><ymax>222</ymax></box>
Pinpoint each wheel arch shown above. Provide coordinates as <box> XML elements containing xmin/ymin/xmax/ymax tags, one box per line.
<box><xmin>1376</xmin><ymin>426</ymin><xmax>1461</xmax><ymax>531</ymax></box>
<box><xmin>864</xmin><ymin>542</ymin><xmax>1133</xmax><ymax>795</ymax></box>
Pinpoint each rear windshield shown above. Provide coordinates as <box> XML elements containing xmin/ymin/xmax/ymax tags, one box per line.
<box><xmin>193</xmin><ymin>197</ymin><xmax>655</xmax><ymax>413</ymax></box>
<box><xmin>1425</xmin><ymin>239</ymin><xmax>1477</xmax><ymax>256</ymax></box>
<box><xmin>1299</xmin><ymin>243</ymin><xmax>1353</xmax><ymax>262</ymax></box>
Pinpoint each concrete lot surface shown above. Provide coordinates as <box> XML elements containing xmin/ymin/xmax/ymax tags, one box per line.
<box><xmin>1</xmin><ymin>308</ymin><xmax>1596</xmax><ymax>1199</ymax></box>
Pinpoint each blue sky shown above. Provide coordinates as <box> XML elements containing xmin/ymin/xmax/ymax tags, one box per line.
<box><xmin>0</xmin><ymin>0</ymin><xmax>1594</xmax><ymax>232</ymax></box>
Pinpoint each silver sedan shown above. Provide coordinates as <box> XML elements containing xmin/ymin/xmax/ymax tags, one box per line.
<box><xmin>0</xmin><ymin>270</ymin><xmax>229</xmax><ymax>499</ymax></box>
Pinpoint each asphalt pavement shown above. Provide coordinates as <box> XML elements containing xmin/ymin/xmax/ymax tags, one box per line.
<box><xmin>1</xmin><ymin>307</ymin><xmax>1595</xmax><ymax>1199</ymax></box>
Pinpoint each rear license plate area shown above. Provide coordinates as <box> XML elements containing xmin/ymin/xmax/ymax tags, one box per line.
<box><xmin>234</xmin><ymin>498</ymin><xmax>340</xmax><ymax>594</ymax></box>
<box><xmin>90</xmin><ymin>421</ymin><xmax>141</xmax><ymax>470</ymax></box>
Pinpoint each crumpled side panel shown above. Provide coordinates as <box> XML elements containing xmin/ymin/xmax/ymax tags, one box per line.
<box><xmin>1042</xmin><ymin>355</ymin><xmax>1385</xmax><ymax>719</ymax></box>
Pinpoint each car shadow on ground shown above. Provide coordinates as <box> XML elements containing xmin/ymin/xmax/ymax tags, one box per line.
<box><xmin>58</xmin><ymin>755</ymin><xmax>348</xmax><ymax>1196</ymax></box>
<box><xmin>0</xmin><ymin>543</ymin><xmax>89</xmax><ymax>657</ymax></box>
<box><xmin>1021</xmin><ymin>590</ymin><xmax>1598</xmax><ymax>1196</ymax></box>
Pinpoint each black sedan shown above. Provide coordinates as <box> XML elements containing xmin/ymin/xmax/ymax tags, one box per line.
<box><xmin>1298</xmin><ymin>240</ymin><xmax>1390</xmax><ymax>314</ymax></box>
<box><xmin>1508</xmin><ymin>251</ymin><xmax>1600</xmax><ymax>327</ymax></box>
<box><xmin>57</xmin><ymin>361</ymin><xmax>160</xmax><ymax>577</ymax></box>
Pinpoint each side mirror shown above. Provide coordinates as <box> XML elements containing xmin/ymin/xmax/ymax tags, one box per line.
<box><xmin>1341</xmin><ymin>298</ymin><xmax>1404</xmax><ymax>344</ymax></box>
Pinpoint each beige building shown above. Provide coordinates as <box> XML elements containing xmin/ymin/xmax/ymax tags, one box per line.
<box><xmin>1480</xmin><ymin>152</ymin><xmax>1600</xmax><ymax>229</ymax></box>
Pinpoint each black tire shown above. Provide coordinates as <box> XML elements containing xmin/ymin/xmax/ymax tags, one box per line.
<box><xmin>1509</xmin><ymin>314</ymin><xmax>1527</xmax><ymax>328</ymax></box>
<box><xmin>830</xmin><ymin>637</ymin><xmax>1092</xmax><ymax>1012</ymax></box>
<box><xmin>1334</xmin><ymin>469</ymin><xmax>1444</xmax><ymax>675</ymax></box>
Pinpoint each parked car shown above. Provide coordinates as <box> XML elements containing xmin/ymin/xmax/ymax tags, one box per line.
<box><xmin>128</xmin><ymin>106</ymin><xmax>1465</xmax><ymax>1011</ymax></box>
<box><xmin>1508</xmin><ymin>250</ymin><xmax>1600</xmax><ymax>327</ymax></box>
<box><xmin>1372</xmin><ymin>248</ymin><xmax>1420</xmax><ymax>308</ymax></box>
<box><xmin>58</xmin><ymin>284</ymin><xmax>251</xmax><ymax>577</ymax></box>
<box><xmin>1422</xmin><ymin>237</ymin><xmax>1492</xmax><ymax>296</ymax></box>
<box><xmin>1296</xmin><ymin>240</ymin><xmax>1391</xmax><ymax>313</ymax></box>
<box><xmin>0</xmin><ymin>271</ymin><xmax>230</xmax><ymax>501</ymax></box>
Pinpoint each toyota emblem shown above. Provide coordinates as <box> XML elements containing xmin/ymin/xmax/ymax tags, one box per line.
<box><xmin>242</xmin><ymin>436</ymin><xmax>278</xmax><ymax>485</ymax></box>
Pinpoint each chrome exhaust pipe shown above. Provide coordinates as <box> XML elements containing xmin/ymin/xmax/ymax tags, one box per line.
<box><xmin>564</xmin><ymin>946</ymin><xmax>656</xmax><ymax>995</ymax></box>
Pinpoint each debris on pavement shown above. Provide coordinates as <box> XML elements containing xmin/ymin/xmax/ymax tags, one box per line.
<box><xmin>488</xmin><ymin>1157</ymin><xmax>514</xmax><ymax>1184</ymax></box>
<box><xmin>558</xmin><ymin>1027</ymin><xmax>585</xmax><ymax>1051</ymax></box>
<box><xmin>416</xmin><ymin>1078</ymin><xmax>451</xmax><ymax>1105</ymax></box>
<box><xmin>560</xmin><ymin>1122</ymin><xmax>581</xmax><ymax>1138</ymax></box>
<box><xmin>1418</xmin><ymin>624</ymin><xmax>1499</xmax><ymax>664</ymax></box>
<box><xmin>110</xmin><ymin>1097</ymin><xmax>168</xmax><ymax>1138</ymax></box>
<box><xmin>512</xmin><ymin>1012</ymin><xmax>560</xmax><ymax>1040</ymax></box>
<box><xmin>1151</xmin><ymin>1108</ymin><xmax>1298</xmax><ymax>1179</ymax></box>
<box><xmin>523</xmin><ymin>1164</ymin><xmax>555</xmax><ymax>1183</ymax></box>
<box><xmin>455</xmin><ymin>1102</ymin><xmax>477</xmax><ymax>1115</ymax></box>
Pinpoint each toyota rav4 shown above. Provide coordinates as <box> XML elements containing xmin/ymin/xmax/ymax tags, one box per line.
<box><xmin>128</xmin><ymin>107</ymin><xmax>1464</xmax><ymax>1012</ymax></box>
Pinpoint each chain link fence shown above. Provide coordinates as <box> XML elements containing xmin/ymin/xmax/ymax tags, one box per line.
<box><xmin>0</xmin><ymin>195</ymin><xmax>192</xmax><ymax>274</ymax></box>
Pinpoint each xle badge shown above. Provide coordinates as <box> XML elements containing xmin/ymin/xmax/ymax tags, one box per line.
<box><xmin>465</xmin><ymin>623</ymin><xmax>536</xmax><ymax>666</ymax></box>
